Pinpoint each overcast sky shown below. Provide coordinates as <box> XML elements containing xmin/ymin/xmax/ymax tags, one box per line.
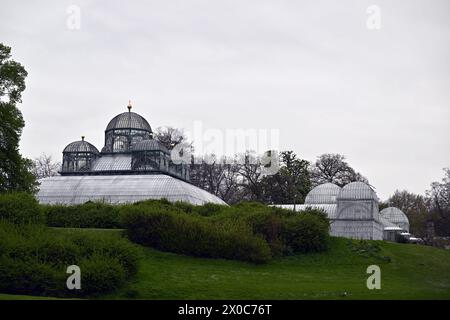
<box><xmin>1</xmin><ymin>0</ymin><xmax>449</xmax><ymax>200</ymax></box>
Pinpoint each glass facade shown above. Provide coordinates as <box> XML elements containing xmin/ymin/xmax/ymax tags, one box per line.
<box><xmin>37</xmin><ymin>175</ymin><xmax>225</xmax><ymax>205</ymax></box>
<box><xmin>47</xmin><ymin>106</ymin><xmax>206</xmax><ymax>205</ymax></box>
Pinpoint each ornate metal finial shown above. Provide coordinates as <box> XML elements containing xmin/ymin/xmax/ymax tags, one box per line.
<box><xmin>81</xmin><ymin>136</ymin><xmax>85</xmax><ymax>141</ymax></box>
<box><xmin>127</xmin><ymin>100</ymin><xmax>132</xmax><ymax>112</ymax></box>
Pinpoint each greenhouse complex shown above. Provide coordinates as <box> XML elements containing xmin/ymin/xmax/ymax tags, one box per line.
<box><xmin>37</xmin><ymin>103</ymin><xmax>413</xmax><ymax>242</ymax></box>
<box><xmin>274</xmin><ymin>182</ymin><xmax>414</xmax><ymax>241</ymax></box>
<box><xmin>37</xmin><ymin>103</ymin><xmax>225</xmax><ymax>205</ymax></box>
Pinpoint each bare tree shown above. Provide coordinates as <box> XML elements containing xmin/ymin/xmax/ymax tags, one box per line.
<box><xmin>32</xmin><ymin>153</ymin><xmax>60</xmax><ymax>179</ymax></box>
<box><xmin>310</xmin><ymin>153</ymin><xmax>368</xmax><ymax>187</ymax></box>
<box><xmin>154</xmin><ymin>126</ymin><xmax>191</xmax><ymax>150</ymax></box>
<box><xmin>217</xmin><ymin>157</ymin><xmax>242</xmax><ymax>203</ymax></box>
<box><xmin>427</xmin><ymin>168</ymin><xmax>450</xmax><ymax>236</ymax></box>
<box><xmin>236</xmin><ymin>152</ymin><xmax>266</xmax><ymax>201</ymax></box>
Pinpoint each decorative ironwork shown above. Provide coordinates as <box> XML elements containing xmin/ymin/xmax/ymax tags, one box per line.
<box><xmin>59</xmin><ymin>104</ymin><xmax>189</xmax><ymax>182</ymax></box>
<box><xmin>61</xmin><ymin>137</ymin><xmax>100</xmax><ymax>173</ymax></box>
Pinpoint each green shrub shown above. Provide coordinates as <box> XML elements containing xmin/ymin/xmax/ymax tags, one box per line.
<box><xmin>192</xmin><ymin>203</ymin><xmax>228</xmax><ymax>216</ymax></box>
<box><xmin>0</xmin><ymin>256</ymin><xmax>65</xmax><ymax>296</ymax></box>
<box><xmin>0</xmin><ymin>192</ymin><xmax>43</xmax><ymax>224</ymax></box>
<box><xmin>40</xmin><ymin>199</ymin><xmax>330</xmax><ymax>263</ymax></box>
<box><xmin>0</xmin><ymin>221</ymin><xmax>140</xmax><ymax>297</ymax></box>
<box><xmin>208</xmin><ymin>204</ymin><xmax>330</xmax><ymax>256</ymax></box>
<box><xmin>78</xmin><ymin>254</ymin><xmax>127</xmax><ymax>296</ymax></box>
<box><xmin>281</xmin><ymin>212</ymin><xmax>330</xmax><ymax>254</ymax></box>
<box><xmin>43</xmin><ymin>202</ymin><xmax>121</xmax><ymax>228</ymax></box>
<box><xmin>121</xmin><ymin>206</ymin><xmax>271</xmax><ymax>264</ymax></box>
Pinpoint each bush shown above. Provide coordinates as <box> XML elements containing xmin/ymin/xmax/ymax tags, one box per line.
<box><xmin>0</xmin><ymin>221</ymin><xmax>140</xmax><ymax>297</ymax></box>
<box><xmin>0</xmin><ymin>192</ymin><xmax>43</xmax><ymax>224</ymax></box>
<box><xmin>40</xmin><ymin>199</ymin><xmax>330</xmax><ymax>263</ymax></box>
<box><xmin>78</xmin><ymin>254</ymin><xmax>127</xmax><ymax>295</ymax></box>
<box><xmin>282</xmin><ymin>212</ymin><xmax>330</xmax><ymax>254</ymax></box>
<box><xmin>121</xmin><ymin>206</ymin><xmax>271</xmax><ymax>264</ymax></box>
<box><xmin>208</xmin><ymin>204</ymin><xmax>330</xmax><ymax>256</ymax></box>
<box><xmin>43</xmin><ymin>202</ymin><xmax>121</xmax><ymax>228</ymax></box>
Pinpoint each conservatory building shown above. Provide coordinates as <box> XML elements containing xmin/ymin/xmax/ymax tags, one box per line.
<box><xmin>274</xmin><ymin>182</ymin><xmax>410</xmax><ymax>241</ymax></box>
<box><xmin>37</xmin><ymin>103</ymin><xmax>226</xmax><ymax>205</ymax></box>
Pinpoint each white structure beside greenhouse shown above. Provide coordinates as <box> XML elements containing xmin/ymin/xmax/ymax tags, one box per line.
<box><xmin>274</xmin><ymin>182</ymin><xmax>410</xmax><ymax>241</ymax></box>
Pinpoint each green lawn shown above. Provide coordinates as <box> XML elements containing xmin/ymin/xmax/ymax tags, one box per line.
<box><xmin>2</xmin><ymin>230</ymin><xmax>450</xmax><ymax>300</ymax></box>
<box><xmin>103</xmin><ymin>237</ymin><xmax>450</xmax><ymax>300</ymax></box>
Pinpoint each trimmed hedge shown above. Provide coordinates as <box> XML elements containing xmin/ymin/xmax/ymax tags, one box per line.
<box><xmin>120</xmin><ymin>205</ymin><xmax>272</xmax><ymax>264</ymax></box>
<box><xmin>0</xmin><ymin>221</ymin><xmax>140</xmax><ymax>297</ymax></box>
<box><xmin>0</xmin><ymin>192</ymin><xmax>43</xmax><ymax>224</ymax></box>
<box><xmin>208</xmin><ymin>203</ymin><xmax>330</xmax><ymax>256</ymax></box>
<box><xmin>43</xmin><ymin>202</ymin><xmax>121</xmax><ymax>228</ymax></box>
<box><xmin>119</xmin><ymin>201</ymin><xmax>329</xmax><ymax>263</ymax></box>
<box><xmin>37</xmin><ymin>199</ymin><xmax>330</xmax><ymax>263</ymax></box>
<box><xmin>42</xmin><ymin>199</ymin><xmax>188</xmax><ymax>229</ymax></box>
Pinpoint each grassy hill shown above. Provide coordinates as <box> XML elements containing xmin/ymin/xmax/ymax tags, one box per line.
<box><xmin>2</xmin><ymin>231</ymin><xmax>450</xmax><ymax>300</ymax></box>
<box><xmin>101</xmin><ymin>237</ymin><xmax>450</xmax><ymax>300</ymax></box>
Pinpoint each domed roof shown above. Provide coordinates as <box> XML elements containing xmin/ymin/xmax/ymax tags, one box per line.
<box><xmin>36</xmin><ymin>174</ymin><xmax>226</xmax><ymax>205</ymax></box>
<box><xmin>106</xmin><ymin>111</ymin><xmax>152</xmax><ymax>132</ymax></box>
<box><xmin>380</xmin><ymin>207</ymin><xmax>409</xmax><ymax>226</ymax></box>
<box><xmin>305</xmin><ymin>183</ymin><xmax>341</xmax><ymax>204</ymax></box>
<box><xmin>63</xmin><ymin>138</ymin><xmax>99</xmax><ymax>154</ymax></box>
<box><xmin>132</xmin><ymin>139</ymin><xmax>169</xmax><ymax>154</ymax></box>
<box><xmin>338</xmin><ymin>182</ymin><xmax>378</xmax><ymax>201</ymax></box>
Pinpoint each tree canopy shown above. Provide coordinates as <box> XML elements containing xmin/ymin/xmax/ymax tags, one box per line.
<box><xmin>310</xmin><ymin>153</ymin><xmax>368</xmax><ymax>187</ymax></box>
<box><xmin>0</xmin><ymin>43</ymin><xmax>37</xmax><ymax>193</ymax></box>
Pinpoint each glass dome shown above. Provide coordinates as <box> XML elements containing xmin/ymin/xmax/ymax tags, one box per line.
<box><xmin>61</xmin><ymin>137</ymin><xmax>100</xmax><ymax>173</ymax></box>
<box><xmin>103</xmin><ymin>105</ymin><xmax>153</xmax><ymax>153</ymax></box>
<box><xmin>338</xmin><ymin>182</ymin><xmax>378</xmax><ymax>201</ymax></box>
<box><xmin>380</xmin><ymin>207</ymin><xmax>410</xmax><ymax>232</ymax></box>
<box><xmin>63</xmin><ymin>139</ymin><xmax>99</xmax><ymax>154</ymax></box>
<box><xmin>37</xmin><ymin>174</ymin><xmax>225</xmax><ymax>205</ymax></box>
<box><xmin>305</xmin><ymin>183</ymin><xmax>341</xmax><ymax>204</ymax></box>
<box><xmin>105</xmin><ymin>111</ymin><xmax>152</xmax><ymax>132</ymax></box>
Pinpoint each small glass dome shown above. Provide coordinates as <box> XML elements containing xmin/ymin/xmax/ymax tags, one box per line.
<box><xmin>61</xmin><ymin>137</ymin><xmax>99</xmax><ymax>173</ymax></box>
<box><xmin>338</xmin><ymin>182</ymin><xmax>378</xmax><ymax>201</ymax></box>
<box><xmin>305</xmin><ymin>183</ymin><xmax>341</xmax><ymax>204</ymax></box>
<box><xmin>63</xmin><ymin>139</ymin><xmax>100</xmax><ymax>154</ymax></box>
<box><xmin>380</xmin><ymin>207</ymin><xmax>410</xmax><ymax>232</ymax></box>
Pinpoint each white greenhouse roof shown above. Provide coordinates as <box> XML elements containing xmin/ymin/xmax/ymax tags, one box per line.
<box><xmin>37</xmin><ymin>174</ymin><xmax>226</xmax><ymax>205</ymax></box>
<box><xmin>380</xmin><ymin>216</ymin><xmax>398</xmax><ymax>228</ymax></box>
<box><xmin>380</xmin><ymin>207</ymin><xmax>409</xmax><ymax>224</ymax></box>
<box><xmin>305</xmin><ymin>183</ymin><xmax>341</xmax><ymax>205</ymax></box>
<box><xmin>338</xmin><ymin>182</ymin><xmax>379</xmax><ymax>201</ymax></box>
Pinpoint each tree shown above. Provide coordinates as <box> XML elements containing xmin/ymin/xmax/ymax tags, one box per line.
<box><xmin>427</xmin><ymin>168</ymin><xmax>450</xmax><ymax>236</ymax></box>
<box><xmin>0</xmin><ymin>43</ymin><xmax>37</xmax><ymax>193</ymax></box>
<box><xmin>236</xmin><ymin>151</ymin><xmax>267</xmax><ymax>202</ymax></box>
<box><xmin>310</xmin><ymin>153</ymin><xmax>368</xmax><ymax>187</ymax></box>
<box><xmin>32</xmin><ymin>153</ymin><xmax>61</xmax><ymax>179</ymax></box>
<box><xmin>262</xmin><ymin>151</ymin><xmax>311</xmax><ymax>204</ymax></box>
<box><xmin>189</xmin><ymin>154</ymin><xmax>242</xmax><ymax>204</ymax></box>
<box><xmin>154</xmin><ymin>126</ymin><xmax>190</xmax><ymax>150</ymax></box>
<box><xmin>383</xmin><ymin>190</ymin><xmax>430</xmax><ymax>237</ymax></box>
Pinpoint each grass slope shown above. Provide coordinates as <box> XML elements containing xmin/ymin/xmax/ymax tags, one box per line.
<box><xmin>104</xmin><ymin>237</ymin><xmax>450</xmax><ymax>300</ymax></box>
<box><xmin>1</xmin><ymin>229</ymin><xmax>450</xmax><ymax>300</ymax></box>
